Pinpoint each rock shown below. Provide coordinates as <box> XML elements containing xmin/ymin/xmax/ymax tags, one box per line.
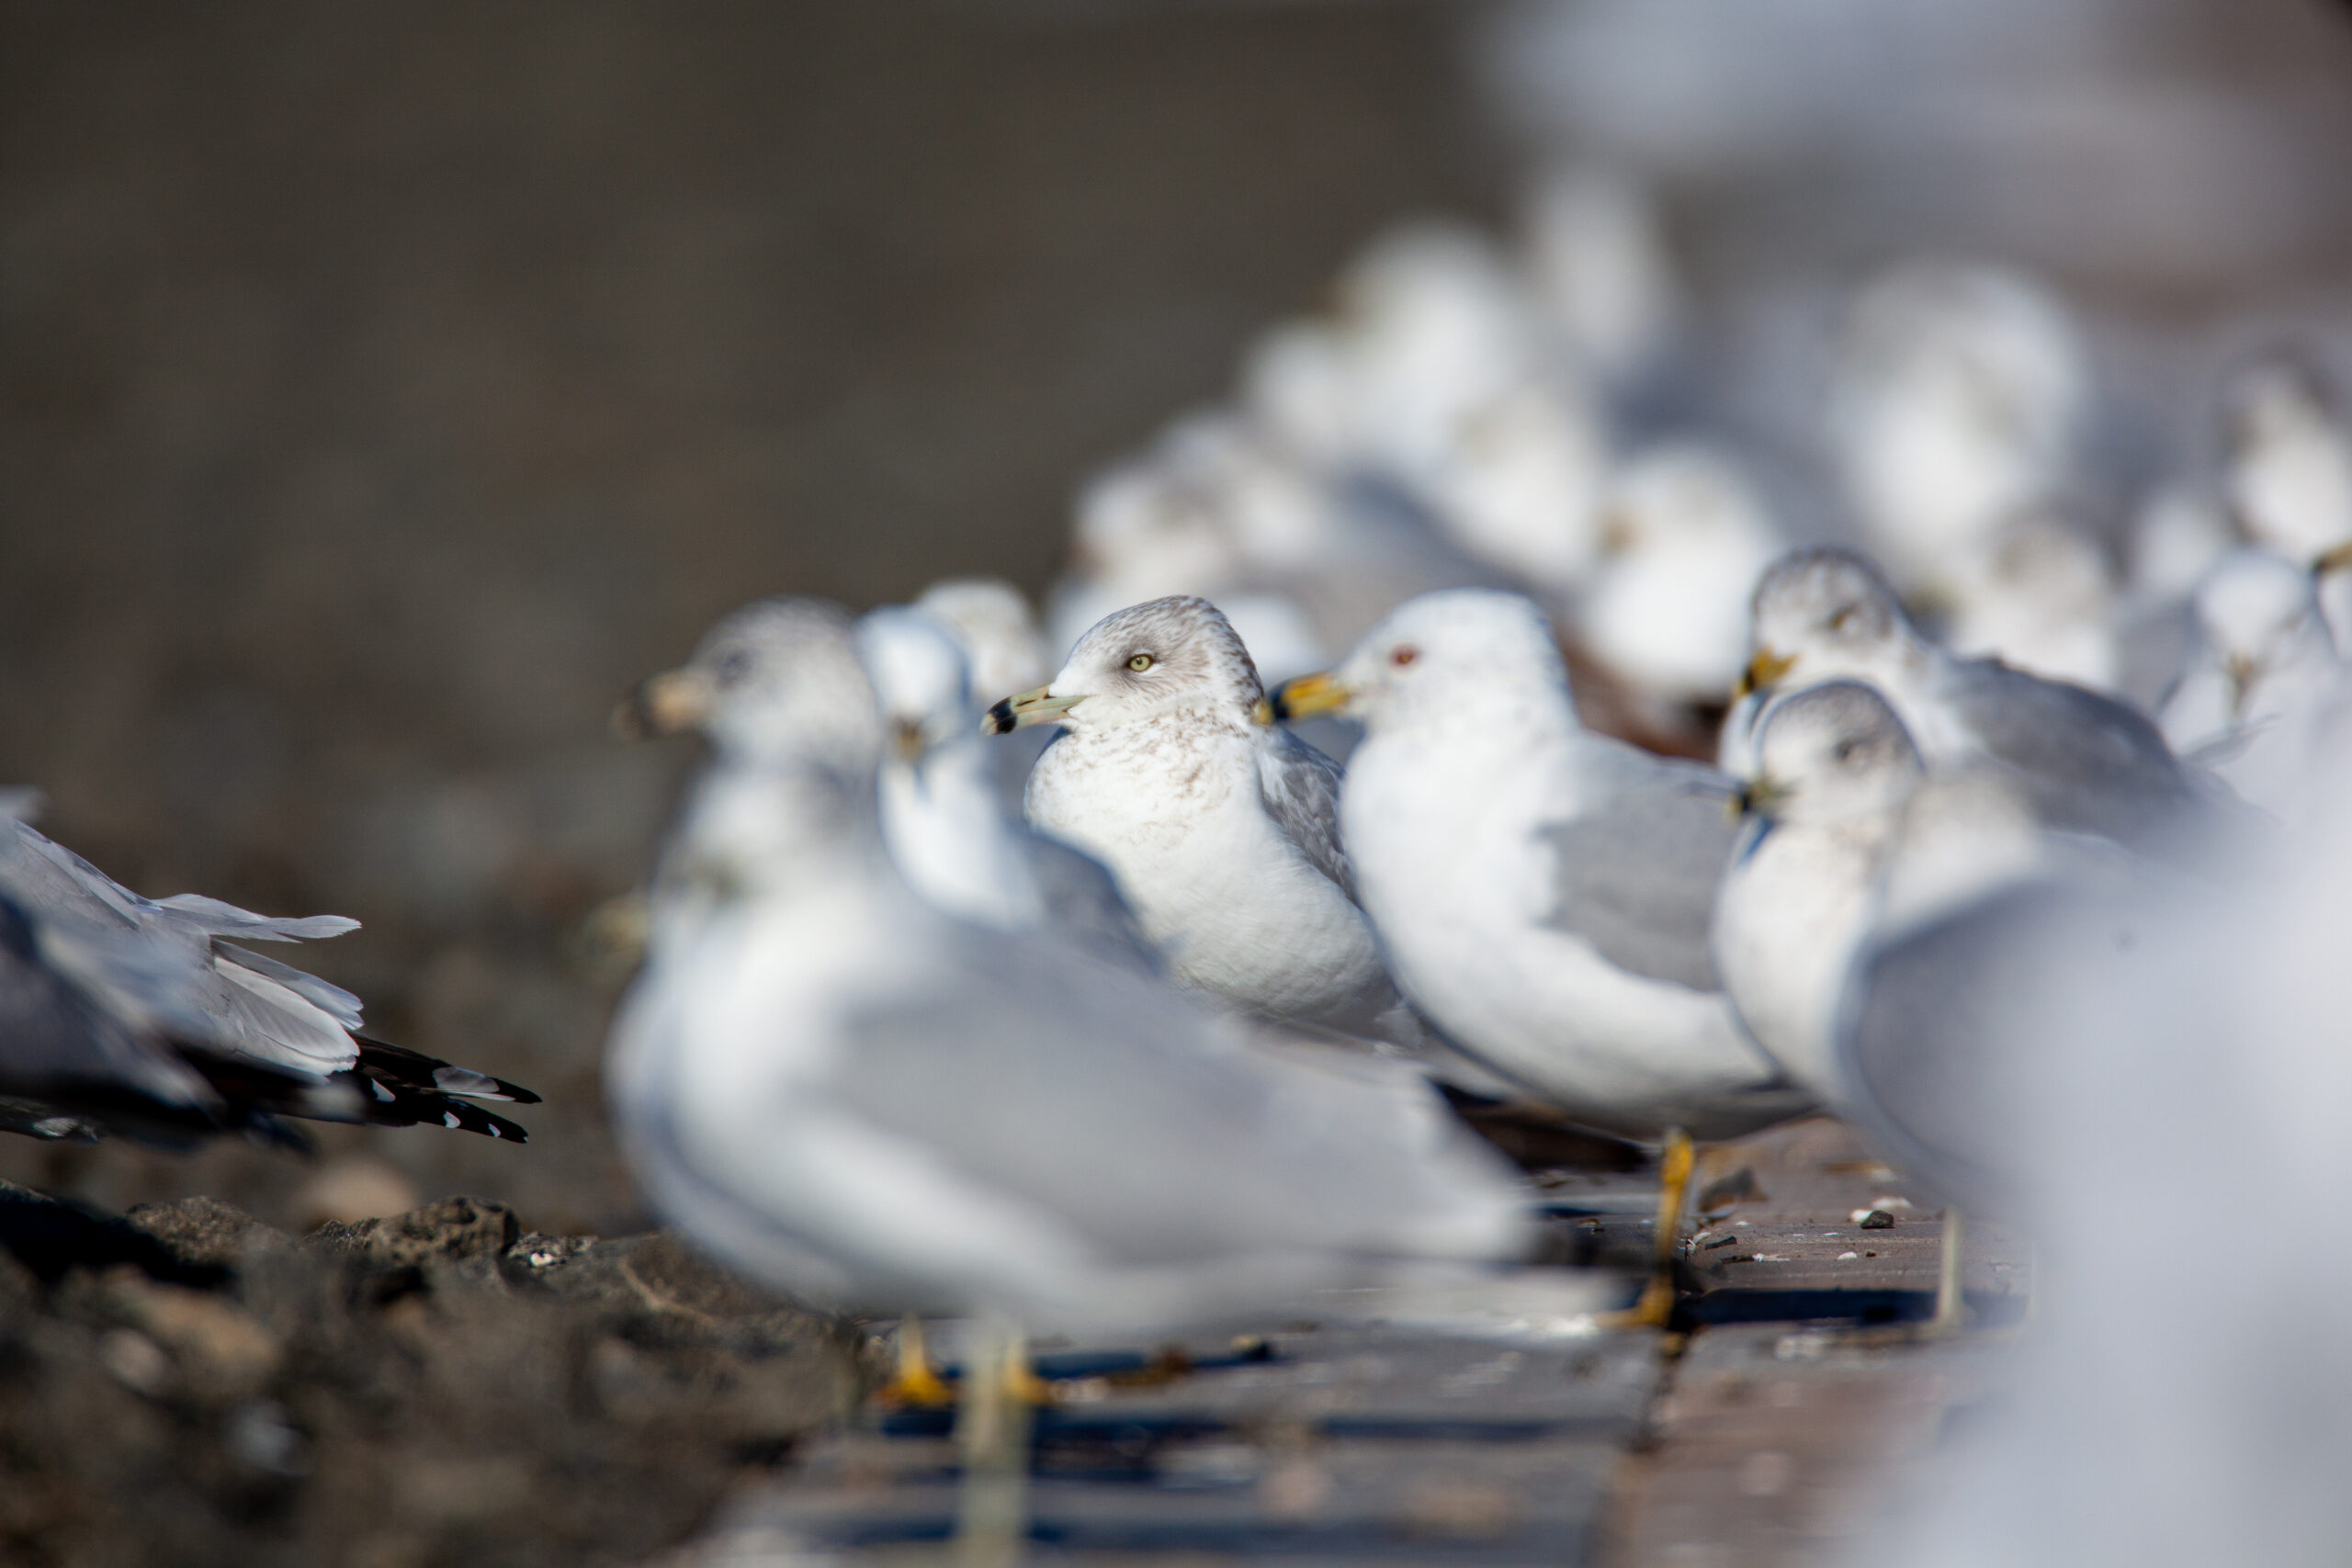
<box><xmin>124</xmin><ymin>1195</ymin><xmax>292</xmax><ymax>1272</ymax></box>
<box><xmin>307</xmin><ymin>1194</ymin><xmax>521</xmax><ymax>1274</ymax></box>
<box><xmin>0</xmin><ymin>1187</ymin><xmax>860</xmax><ymax>1567</ymax></box>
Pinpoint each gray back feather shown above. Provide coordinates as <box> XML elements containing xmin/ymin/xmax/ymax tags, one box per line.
<box><xmin>1538</xmin><ymin>745</ymin><xmax>1736</xmax><ymax>992</ymax></box>
<box><xmin>1256</xmin><ymin>728</ymin><xmax>1357</xmax><ymax>901</ymax></box>
<box><xmin>1837</xmin><ymin>879</ymin><xmax>2137</xmax><ymax>1214</ymax></box>
<box><xmin>1947</xmin><ymin>660</ymin><xmax>2200</xmax><ymax>848</ymax></box>
<box><xmin>0</xmin><ymin>816</ymin><xmax>361</xmax><ymax>1073</ymax></box>
<box><xmin>1023</xmin><ymin>834</ymin><xmax>1163</xmax><ymax>975</ymax></box>
<box><xmin>833</xmin><ymin>923</ymin><xmax>1500</xmax><ymax>1266</ymax></box>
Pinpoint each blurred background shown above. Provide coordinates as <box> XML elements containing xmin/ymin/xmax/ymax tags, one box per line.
<box><xmin>4</xmin><ymin>0</ymin><xmax>2349</xmax><ymax>1239</ymax></box>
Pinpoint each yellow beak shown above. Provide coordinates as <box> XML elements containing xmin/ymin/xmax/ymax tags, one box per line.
<box><xmin>1733</xmin><ymin>647</ymin><xmax>1796</xmax><ymax>701</ymax></box>
<box><xmin>614</xmin><ymin>668</ymin><xmax>714</xmax><ymax>739</ymax></box>
<box><xmin>1729</xmin><ymin>774</ymin><xmax>1789</xmax><ymax>822</ymax></box>
<box><xmin>2314</xmin><ymin>538</ymin><xmax>2352</xmax><ymax>580</ymax></box>
<box><xmin>983</xmin><ymin>685</ymin><xmax>1086</xmax><ymax>735</ymax></box>
<box><xmin>1268</xmin><ymin>671</ymin><xmax>1352</xmax><ymax>723</ymax></box>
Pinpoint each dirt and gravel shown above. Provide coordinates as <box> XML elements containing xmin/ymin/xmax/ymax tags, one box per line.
<box><xmin>1</xmin><ymin>1182</ymin><xmax>865</xmax><ymax>1568</ymax></box>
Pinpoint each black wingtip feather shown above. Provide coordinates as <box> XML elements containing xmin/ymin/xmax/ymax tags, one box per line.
<box><xmin>354</xmin><ymin>1037</ymin><xmax>541</xmax><ymax>1104</ymax></box>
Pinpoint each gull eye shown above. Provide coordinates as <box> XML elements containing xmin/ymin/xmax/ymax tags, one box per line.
<box><xmin>1829</xmin><ymin>608</ymin><xmax>1855</xmax><ymax>633</ymax></box>
<box><xmin>716</xmin><ymin>649</ymin><xmax>753</xmax><ymax>683</ymax></box>
<box><xmin>1389</xmin><ymin>645</ymin><xmax>1419</xmax><ymax>668</ymax></box>
<box><xmin>1127</xmin><ymin>652</ymin><xmax>1154</xmax><ymax>672</ymax></box>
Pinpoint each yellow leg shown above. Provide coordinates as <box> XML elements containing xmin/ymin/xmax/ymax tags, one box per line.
<box><xmin>1001</xmin><ymin>1334</ymin><xmax>1057</xmax><ymax>1408</ymax></box>
<box><xmin>1926</xmin><ymin>1205</ymin><xmax>1966</xmax><ymax>1337</ymax></box>
<box><xmin>877</xmin><ymin>1314</ymin><xmax>956</xmax><ymax>1407</ymax></box>
<box><xmin>1606</xmin><ymin>1127</ymin><xmax>1693</xmax><ymax>1331</ymax></box>
<box><xmin>955</xmin><ymin>1316</ymin><xmax>1033</xmax><ymax>1568</ymax></box>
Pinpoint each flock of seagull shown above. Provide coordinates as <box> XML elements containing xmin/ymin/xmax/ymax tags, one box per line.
<box><xmin>7</xmin><ymin>188</ymin><xmax>2352</xmax><ymax>1427</ymax></box>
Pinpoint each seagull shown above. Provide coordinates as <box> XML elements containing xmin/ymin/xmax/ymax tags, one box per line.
<box><xmin>0</xmin><ymin>795</ymin><xmax>535</xmax><ymax>1145</ymax></box>
<box><xmin>1712</xmin><ymin>681</ymin><xmax>1927</xmax><ymax>1099</ymax></box>
<box><xmin>1577</xmin><ymin>441</ymin><xmax>1785</xmax><ymax>710</ymax></box>
<box><xmin>2221</xmin><ymin>352</ymin><xmax>2352</xmax><ymax>650</ymax></box>
<box><xmin>853</xmin><ymin>604</ymin><xmax>1157</xmax><ymax>972</ymax></box>
<box><xmin>1412</xmin><ymin>371</ymin><xmax>1611</xmax><ymax>600</ymax></box>
<box><xmin>1726</xmin><ymin>547</ymin><xmax>2211</xmax><ymax>853</ymax></box>
<box><xmin>1833</xmin><ymin>768</ymin><xmax>2149</xmax><ymax>1229</ymax></box>
<box><xmin>1048</xmin><ymin>412</ymin><xmax>1492</xmax><ymax>667</ymax></box>
<box><xmin>605</xmin><ymin>604</ymin><xmax>1532</xmax><ymax>1491</ymax></box>
<box><xmin>2160</xmin><ymin>547</ymin><xmax>2346</xmax><ymax>820</ymax></box>
<box><xmin>1516</xmin><ymin>164</ymin><xmax>1679</xmax><ymax>389</ymax></box>
<box><xmin>1939</xmin><ymin>508</ymin><xmax>2121</xmax><ymax>693</ymax></box>
<box><xmin>986</xmin><ymin>595</ymin><xmax>1414</xmax><ymax>1043</ymax></box>
<box><xmin>1826</xmin><ymin>262</ymin><xmax>2086</xmax><ymax>600</ymax></box>
<box><xmin>1272</xmin><ymin>590</ymin><xmax>1814</xmax><ymax>1324</ymax></box>
<box><xmin>912</xmin><ymin>578</ymin><xmax>1050</xmax><ymax>705</ymax></box>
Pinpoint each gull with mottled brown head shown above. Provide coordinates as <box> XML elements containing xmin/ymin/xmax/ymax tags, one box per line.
<box><xmin>985</xmin><ymin>595</ymin><xmax>1413</xmax><ymax>1044</ymax></box>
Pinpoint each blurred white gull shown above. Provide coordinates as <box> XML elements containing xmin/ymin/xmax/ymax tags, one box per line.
<box><xmin>2221</xmin><ymin>351</ymin><xmax>2352</xmax><ymax>648</ymax></box>
<box><xmin>1308</xmin><ymin>221</ymin><xmax>1544</xmax><ymax>480</ymax></box>
<box><xmin>852</xmin><ymin>605</ymin><xmax>1157</xmax><ymax>974</ymax></box>
<box><xmin>1517</xmin><ymin>164</ymin><xmax>1679</xmax><ymax>388</ymax></box>
<box><xmin>1833</xmin><ymin>766</ymin><xmax>2154</xmax><ymax>1226</ymax></box>
<box><xmin>1048</xmin><ymin>412</ymin><xmax>1484</xmax><ymax>676</ymax></box>
<box><xmin>988</xmin><ymin>595</ymin><xmax>1413</xmax><ymax>1043</ymax></box>
<box><xmin>1272</xmin><ymin>590</ymin><xmax>1809</xmax><ymax>1143</ymax></box>
<box><xmin>0</xmin><ymin>795</ymin><xmax>535</xmax><ymax>1145</ymax></box>
<box><xmin>1712</xmin><ymin>682</ymin><xmax>1926</xmax><ymax>1096</ymax></box>
<box><xmin>2159</xmin><ymin>547</ymin><xmax>2346</xmax><ymax>821</ymax></box>
<box><xmin>1577</xmin><ymin>442</ymin><xmax>1784</xmax><ymax>709</ymax></box>
<box><xmin>1414</xmin><ymin>371</ymin><xmax>1611</xmax><ymax>600</ymax></box>
<box><xmin>1726</xmin><ymin>547</ymin><xmax>2211</xmax><ymax>853</ymax></box>
<box><xmin>1939</xmin><ymin>507</ymin><xmax>2121</xmax><ymax>692</ymax></box>
<box><xmin>1866</xmin><ymin>708</ymin><xmax>2352</xmax><ymax>1568</ymax></box>
<box><xmin>914</xmin><ymin>576</ymin><xmax>1058</xmax><ymax>809</ymax></box>
<box><xmin>2116</xmin><ymin>479</ymin><xmax>2237</xmax><ymax>708</ymax></box>
<box><xmin>605</xmin><ymin>604</ymin><xmax>1532</xmax><ymax>1336</ymax></box>
<box><xmin>912</xmin><ymin>577</ymin><xmax>1050</xmax><ymax>705</ymax></box>
<box><xmin>1827</xmin><ymin>262</ymin><xmax>2087</xmax><ymax>599</ymax></box>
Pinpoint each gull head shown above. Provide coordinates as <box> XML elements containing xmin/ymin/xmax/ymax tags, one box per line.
<box><xmin>1741</xmin><ymin>547</ymin><xmax>1921</xmax><ymax>700</ymax></box>
<box><xmin>1274</xmin><ymin>589</ymin><xmax>1568</xmax><ymax>735</ymax></box>
<box><xmin>987</xmin><ymin>594</ymin><xmax>1264</xmax><ymax>737</ymax></box>
<box><xmin>854</xmin><ymin>606</ymin><xmax>974</xmax><ymax>766</ymax></box>
<box><xmin>618</xmin><ymin>597</ymin><xmax>880</xmax><ymax>772</ymax></box>
<box><xmin>2190</xmin><ymin>547</ymin><xmax>2335</xmax><ymax>705</ymax></box>
<box><xmin>2222</xmin><ymin>351</ymin><xmax>2338</xmax><ymax>468</ymax></box>
<box><xmin>912</xmin><ymin>577</ymin><xmax>1048</xmax><ymax>701</ymax></box>
<box><xmin>1739</xmin><ymin>680</ymin><xmax>1923</xmax><ymax>831</ymax></box>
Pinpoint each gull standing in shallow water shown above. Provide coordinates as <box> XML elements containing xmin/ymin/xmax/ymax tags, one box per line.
<box><xmin>987</xmin><ymin>594</ymin><xmax>1414</xmax><ymax>1043</ymax></box>
<box><xmin>1725</xmin><ymin>547</ymin><xmax>2211</xmax><ymax>853</ymax></box>
<box><xmin>1272</xmin><ymin>590</ymin><xmax>1814</xmax><ymax>1325</ymax></box>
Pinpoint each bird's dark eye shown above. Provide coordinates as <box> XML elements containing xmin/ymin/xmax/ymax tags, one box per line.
<box><xmin>1829</xmin><ymin>608</ymin><xmax>1856</xmax><ymax>633</ymax></box>
<box><xmin>1390</xmin><ymin>645</ymin><xmax>1419</xmax><ymax>668</ymax></box>
<box><xmin>716</xmin><ymin>649</ymin><xmax>753</xmax><ymax>683</ymax></box>
<box><xmin>1127</xmin><ymin>653</ymin><xmax>1154</xmax><ymax>672</ymax></box>
<box><xmin>1834</xmin><ymin>739</ymin><xmax>1863</xmax><ymax>763</ymax></box>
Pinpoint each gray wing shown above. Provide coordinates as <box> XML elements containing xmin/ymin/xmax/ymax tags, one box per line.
<box><xmin>0</xmin><ymin>817</ymin><xmax>361</xmax><ymax>1072</ymax></box>
<box><xmin>1255</xmin><ymin>728</ymin><xmax>1356</xmax><ymax>901</ymax></box>
<box><xmin>1537</xmin><ymin>743</ymin><xmax>1737</xmax><ymax>992</ymax></box>
<box><xmin>832</xmin><ymin>927</ymin><xmax>1513</xmax><ymax>1267</ymax></box>
<box><xmin>1836</xmin><ymin>880</ymin><xmax>2138</xmax><ymax>1214</ymax></box>
<box><xmin>1021</xmin><ymin>834</ymin><xmax>1164</xmax><ymax>976</ymax></box>
<box><xmin>0</xmin><ymin>906</ymin><xmax>217</xmax><ymax>1117</ymax></box>
<box><xmin>1945</xmin><ymin>660</ymin><xmax>2202</xmax><ymax>848</ymax></box>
